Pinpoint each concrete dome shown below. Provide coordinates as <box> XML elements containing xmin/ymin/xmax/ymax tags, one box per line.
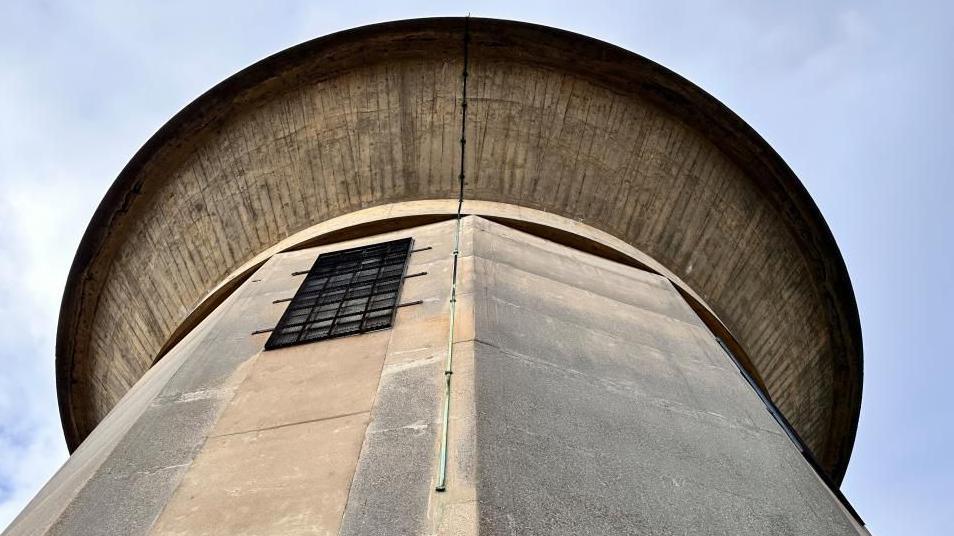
<box><xmin>56</xmin><ymin>17</ymin><xmax>862</xmax><ymax>482</ymax></box>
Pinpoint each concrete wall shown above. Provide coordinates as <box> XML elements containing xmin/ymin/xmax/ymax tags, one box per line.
<box><xmin>468</xmin><ymin>218</ymin><xmax>862</xmax><ymax>534</ymax></box>
<box><xmin>12</xmin><ymin>217</ymin><xmax>861</xmax><ymax>534</ymax></box>
<box><xmin>8</xmin><ymin>220</ymin><xmax>464</xmax><ymax>535</ymax></box>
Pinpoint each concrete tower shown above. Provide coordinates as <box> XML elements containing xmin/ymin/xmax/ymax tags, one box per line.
<box><xmin>6</xmin><ymin>18</ymin><xmax>866</xmax><ymax>535</ymax></box>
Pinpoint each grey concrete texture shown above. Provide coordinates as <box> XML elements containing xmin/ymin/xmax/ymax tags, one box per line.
<box><xmin>7</xmin><ymin>217</ymin><xmax>862</xmax><ymax>535</ymax></box>
<box><xmin>2</xmin><ymin>269</ymin><xmax>247</xmax><ymax>536</ymax></box>
<box><xmin>339</xmin><ymin>360</ymin><xmax>440</xmax><ymax>536</ymax></box>
<box><xmin>469</xmin><ymin>218</ymin><xmax>860</xmax><ymax>535</ymax></box>
<box><xmin>341</xmin><ymin>218</ymin><xmax>476</xmax><ymax>536</ymax></box>
<box><xmin>152</xmin><ymin>412</ymin><xmax>372</xmax><ymax>535</ymax></box>
<box><xmin>152</xmin><ymin>221</ymin><xmax>468</xmax><ymax>535</ymax></box>
<box><xmin>56</xmin><ymin>20</ymin><xmax>862</xmax><ymax>482</ymax></box>
<box><xmin>4</xmin><ymin>226</ymin><xmax>404</xmax><ymax>535</ymax></box>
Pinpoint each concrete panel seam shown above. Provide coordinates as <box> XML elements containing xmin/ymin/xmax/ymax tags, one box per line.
<box><xmin>208</xmin><ymin>409</ymin><xmax>372</xmax><ymax>439</ymax></box>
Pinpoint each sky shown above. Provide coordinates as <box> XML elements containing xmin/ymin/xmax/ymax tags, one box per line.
<box><xmin>0</xmin><ymin>1</ymin><xmax>950</xmax><ymax>534</ymax></box>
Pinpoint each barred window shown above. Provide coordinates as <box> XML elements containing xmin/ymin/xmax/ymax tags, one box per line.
<box><xmin>264</xmin><ymin>238</ymin><xmax>412</xmax><ymax>350</ymax></box>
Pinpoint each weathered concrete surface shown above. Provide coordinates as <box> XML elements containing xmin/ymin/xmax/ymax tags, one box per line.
<box><xmin>3</xmin><ymin>241</ymin><xmax>284</xmax><ymax>536</ymax></box>
<box><xmin>152</xmin><ymin>413</ymin><xmax>371</xmax><ymax>536</ymax></box>
<box><xmin>151</xmin><ymin>220</ymin><xmax>467</xmax><ymax>535</ymax></box>
<box><xmin>469</xmin><ymin>218</ymin><xmax>861</xmax><ymax>535</ymax></box>
<box><xmin>149</xmin><ymin>330</ymin><xmax>390</xmax><ymax>535</ymax></box>
<box><xmin>8</xmin><ymin>218</ymin><xmax>863</xmax><ymax>534</ymax></box>
<box><xmin>339</xmin><ymin>218</ymin><xmax>477</xmax><ymax>536</ymax></box>
<box><xmin>5</xmin><ymin>221</ymin><xmax>454</xmax><ymax>535</ymax></box>
<box><xmin>56</xmin><ymin>18</ymin><xmax>862</xmax><ymax>481</ymax></box>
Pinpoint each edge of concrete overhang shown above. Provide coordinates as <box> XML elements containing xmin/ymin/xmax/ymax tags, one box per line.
<box><xmin>55</xmin><ymin>17</ymin><xmax>863</xmax><ymax>483</ymax></box>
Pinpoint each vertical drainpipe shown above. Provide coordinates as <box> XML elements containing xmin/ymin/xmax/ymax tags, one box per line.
<box><xmin>435</xmin><ymin>16</ymin><xmax>470</xmax><ymax>493</ymax></box>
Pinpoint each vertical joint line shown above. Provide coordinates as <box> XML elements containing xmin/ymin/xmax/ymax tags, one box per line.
<box><xmin>436</xmin><ymin>16</ymin><xmax>470</xmax><ymax>494</ymax></box>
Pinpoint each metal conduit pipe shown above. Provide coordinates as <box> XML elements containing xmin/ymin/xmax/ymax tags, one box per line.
<box><xmin>435</xmin><ymin>16</ymin><xmax>470</xmax><ymax>493</ymax></box>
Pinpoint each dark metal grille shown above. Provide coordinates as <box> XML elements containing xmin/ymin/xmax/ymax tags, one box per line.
<box><xmin>264</xmin><ymin>237</ymin><xmax>412</xmax><ymax>350</ymax></box>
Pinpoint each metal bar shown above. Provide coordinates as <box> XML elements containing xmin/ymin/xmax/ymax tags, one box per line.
<box><xmin>411</xmin><ymin>246</ymin><xmax>432</xmax><ymax>253</ymax></box>
<box><xmin>279</xmin><ymin>301</ymin><xmax>409</xmax><ymax>329</ymax></box>
<box><xmin>358</xmin><ymin>249</ymin><xmax>389</xmax><ymax>331</ymax></box>
<box><xmin>325</xmin><ymin>259</ymin><xmax>362</xmax><ymax>337</ymax></box>
<box><xmin>404</xmin><ymin>271</ymin><xmax>428</xmax><ymax>279</ymax></box>
<box><xmin>291</xmin><ymin>269</ymin><xmax>404</xmax><ymax>297</ymax></box>
<box><xmin>296</xmin><ymin>254</ymin><xmax>337</xmax><ymax>345</ymax></box>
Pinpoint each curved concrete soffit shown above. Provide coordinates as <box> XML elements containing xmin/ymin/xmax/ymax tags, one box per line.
<box><xmin>56</xmin><ymin>17</ymin><xmax>862</xmax><ymax>483</ymax></box>
<box><xmin>158</xmin><ymin>201</ymin><xmax>763</xmax><ymax>385</ymax></box>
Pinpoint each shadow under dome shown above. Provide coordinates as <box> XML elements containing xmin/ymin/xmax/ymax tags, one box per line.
<box><xmin>56</xmin><ymin>17</ymin><xmax>862</xmax><ymax>483</ymax></box>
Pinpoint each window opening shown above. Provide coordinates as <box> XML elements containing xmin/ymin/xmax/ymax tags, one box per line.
<box><xmin>264</xmin><ymin>237</ymin><xmax>412</xmax><ymax>350</ymax></box>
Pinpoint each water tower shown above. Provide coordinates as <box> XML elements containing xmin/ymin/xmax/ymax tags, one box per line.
<box><xmin>5</xmin><ymin>18</ymin><xmax>866</xmax><ymax>535</ymax></box>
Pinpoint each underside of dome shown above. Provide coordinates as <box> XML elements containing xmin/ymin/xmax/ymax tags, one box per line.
<box><xmin>56</xmin><ymin>17</ymin><xmax>862</xmax><ymax>483</ymax></box>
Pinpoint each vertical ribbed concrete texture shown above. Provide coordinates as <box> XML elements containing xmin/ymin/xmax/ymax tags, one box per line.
<box><xmin>6</xmin><ymin>218</ymin><xmax>862</xmax><ymax>535</ymax></box>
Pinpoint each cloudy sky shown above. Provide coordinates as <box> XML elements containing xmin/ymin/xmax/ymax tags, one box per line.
<box><xmin>0</xmin><ymin>1</ymin><xmax>951</xmax><ymax>534</ymax></box>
